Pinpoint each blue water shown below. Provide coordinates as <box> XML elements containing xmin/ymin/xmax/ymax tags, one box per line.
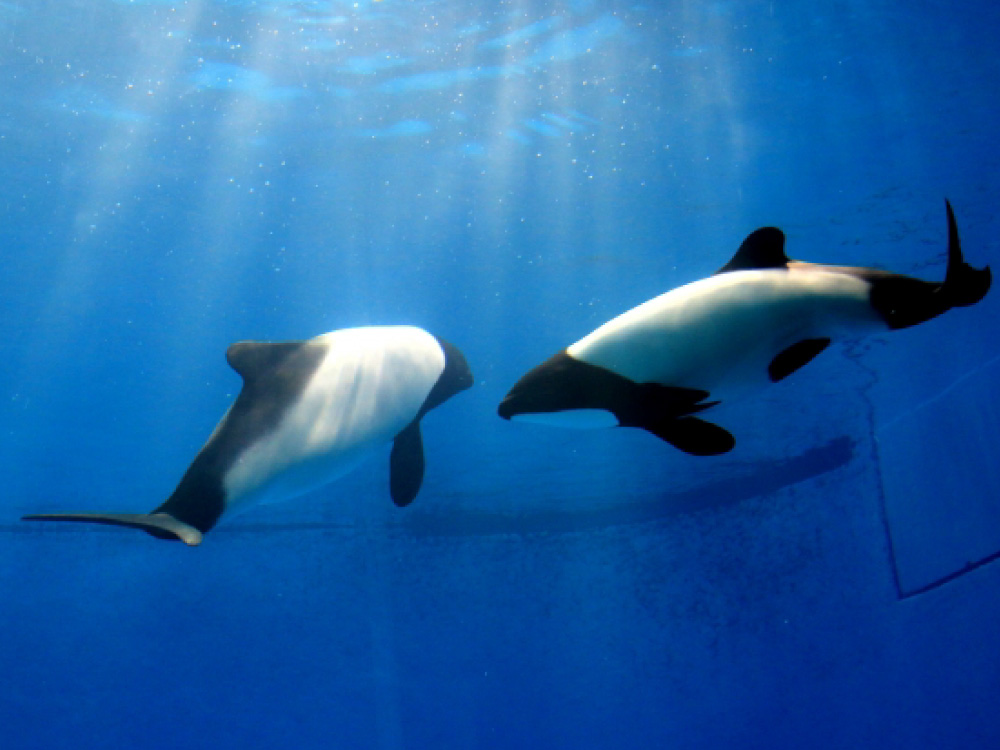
<box><xmin>2</xmin><ymin>1</ymin><xmax>999</xmax><ymax>747</ymax></box>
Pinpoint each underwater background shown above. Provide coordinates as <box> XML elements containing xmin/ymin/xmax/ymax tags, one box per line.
<box><xmin>2</xmin><ymin>0</ymin><xmax>999</xmax><ymax>747</ymax></box>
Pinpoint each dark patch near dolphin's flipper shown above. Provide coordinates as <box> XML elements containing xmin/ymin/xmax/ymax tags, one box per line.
<box><xmin>768</xmin><ymin>338</ymin><xmax>831</xmax><ymax>382</ymax></box>
<box><xmin>390</xmin><ymin>421</ymin><xmax>424</xmax><ymax>507</ymax></box>
<box><xmin>639</xmin><ymin>415</ymin><xmax>736</xmax><ymax>456</ymax></box>
<box><xmin>716</xmin><ymin>227</ymin><xmax>789</xmax><ymax>274</ymax></box>
<box><xmin>21</xmin><ymin>512</ymin><xmax>203</xmax><ymax>545</ymax></box>
<box><xmin>616</xmin><ymin>380</ymin><xmax>730</xmax><ymax>452</ymax></box>
<box><xmin>499</xmin><ymin>350</ymin><xmax>714</xmax><ymax>422</ymax></box>
<box><xmin>629</xmin><ymin>382</ymin><xmax>720</xmax><ymax>420</ymax></box>
<box><xmin>498</xmin><ymin>349</ymin><xmax>727</xmax><ymax>454</ymax></box>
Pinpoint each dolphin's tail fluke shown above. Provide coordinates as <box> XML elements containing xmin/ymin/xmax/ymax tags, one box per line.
<box><xmin>21</xmin><ymin>512</ymin><xmax>203</xmax><ymax>545</ymax></box>
<box><xmin>944</xmin><ymin>199</ymin><xmax>991</xmax><ymax>307</ymax></box>
<box><xmin>871</xmin><ymin>201</ymin><xmax>992</xmax><ymax>330</ymax></box>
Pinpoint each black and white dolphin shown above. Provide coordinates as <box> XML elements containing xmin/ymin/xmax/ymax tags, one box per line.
<box><xmin>24</xmin><ymin>325</ymin><xmax>473</xmax><ymax>545</ymax></box>
<box><xmin>498</xmin><ymin>202</ymin><xmax>991</xmax><ymax>456</ymax></box>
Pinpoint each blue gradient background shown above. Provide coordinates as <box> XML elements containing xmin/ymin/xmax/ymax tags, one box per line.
<box><xmin>1</xmin><ymin>1</ymin><xmax>999</xmax><ymax>747</ymax></box>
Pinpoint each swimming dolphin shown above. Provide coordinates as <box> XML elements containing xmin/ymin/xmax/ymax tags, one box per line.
<box><xmin>24</xmin><ymin>325</ymin><xmax>473</xmax><ymax>545</ymax></box>
<box><xmin>498</xmin><ymin>201</ymin><xmax>991</xmax><ymax>455</ymax></box>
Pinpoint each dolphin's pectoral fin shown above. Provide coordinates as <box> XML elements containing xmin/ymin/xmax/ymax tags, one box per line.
<box><xmin>638</xmin><ymin>415</ymin><xmax>736</xmax><ymax>455</ymax></box>
<box><xmin>768</xmin><ymin>338</ymin><xmax>831</xmax><ymax>382</ymax></box>
<box><xmin>21</xmin><ymin>512</ymin><xmax>203</xmax><ymax>545</ymax></box>
<box><xmin>615</xmin><ymin>382</ymin><xmax>731</xmax><ymax>454</ymax></box>
<box><xmin>390</xmin><ymin>421</ymin><xmax>425</xmax><ymax>507</ymax></box>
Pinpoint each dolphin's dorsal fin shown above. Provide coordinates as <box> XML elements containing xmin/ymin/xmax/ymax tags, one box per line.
<box><xmin>715</xmin><ymin>227</ymin><xmax>789</xmax><ymax>274</ymax></box>
<box><xmin>226</xmin><ymin>341</ymin><xmax>306</xmax><ymax>383</ymax></box>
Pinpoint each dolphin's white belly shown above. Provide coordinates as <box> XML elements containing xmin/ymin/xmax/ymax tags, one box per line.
<box><xmin>568</xmin><ymin>268</ymin><xmax>885</xmax><ymax>403</ymax></box>
<box><xmin>223</xmin><ymin>326</ymin><xmax>445</xmax><ymax>509</ymax></box>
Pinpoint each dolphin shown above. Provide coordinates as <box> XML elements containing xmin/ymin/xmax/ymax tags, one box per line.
<box><xmin>498</xmin><ymin>202</ymin><xmax>991</xmax><ymax>455</ymax></box>
<box><xmin>24</xmin><ymin>325</ymin><xmax>473</xmax><ymax>545</ymax></box>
